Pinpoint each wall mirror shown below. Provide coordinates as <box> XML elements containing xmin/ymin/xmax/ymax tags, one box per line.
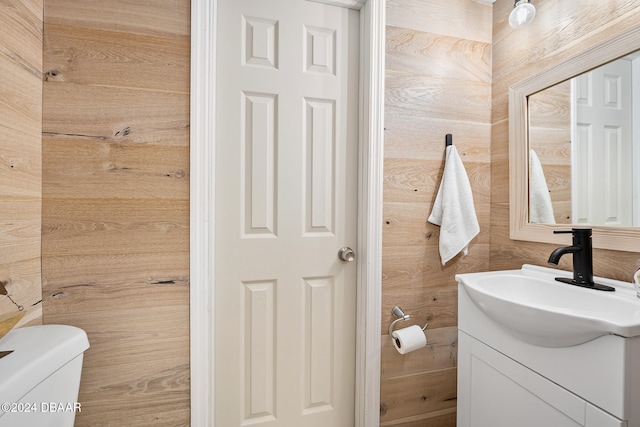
<box><xmin>509</xmin><ymin>24</ymin><xmax>640</xmax><ymax>252</ymax></box>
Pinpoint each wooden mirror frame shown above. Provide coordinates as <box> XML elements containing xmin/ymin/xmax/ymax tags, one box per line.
<box><xmin>509</xmin><ymin>23</ymin><xmax>640</xmax><ymax>252</ymax></box>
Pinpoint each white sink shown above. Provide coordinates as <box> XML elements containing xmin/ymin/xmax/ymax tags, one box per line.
<box><xmin>456</xmin><ymin>264</ymin><xmax>640</xmax><ymax>347</ymax></box>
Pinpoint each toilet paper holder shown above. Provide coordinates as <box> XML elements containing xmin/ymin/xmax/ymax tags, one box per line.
<box><xmin>388</xmin><ymin>306</ymin><xmax>428</xmax><ymax>336</ymax></box>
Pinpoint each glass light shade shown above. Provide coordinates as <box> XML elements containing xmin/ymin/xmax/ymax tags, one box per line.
<box><xmin>509</xmin><ymin>2</ymin><xmax>536</xmax><ymax>29</ymax></box>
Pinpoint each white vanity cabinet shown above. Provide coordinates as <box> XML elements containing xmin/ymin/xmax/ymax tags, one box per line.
<box><xmin>457</xmin><ymin>278</ymin><xmax>640</xmax><ymax>427</ymax></box>
<box><xmin>458</xmin><ymin>332</ymin><xmax>625</xmax><ymax>427</ymax></box>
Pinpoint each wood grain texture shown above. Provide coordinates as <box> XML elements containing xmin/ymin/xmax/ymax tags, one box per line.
<box><xmin>384</xmin><ymin>115</ymin><xmax>491</xmax><ymax>162</ymax></box>
<box><xmin>380</xmin><ymin>409</ymin><xmax>456</xmax><ymax>427</ymax></box>
<box><xmin>386</xmin><ymin>72</ymin><xmax>491</xmax><ymax>123</ymax></box>
<box><xmin>387</xmin><ymin>0</ymin><xmax>492</xmax><ymax>44</ymax></box>
<box><xmin>44</xmin><ymin>0</ymin><xmax>190</xmax><ymax>37</ymax></box>
<box><xmin>380</xmin><ymin>408</ymin><xmax>456</xmax><ymax>427</ymax></box>
<box><xmin>44</xmin><ymin>23</ymin><xmax>189</xmax><ymax>93</ymax></box>
<box><xmin>492</xmin><ymin>0</ymin><xmax>640</xmax><ymax>277</ymax></box>
<box><xmin>0</xmin><ymin>0</ymin><xmax>43</xmax><ymax>327</ymax></box>
<box><xmin>42</xmin><ymin>0</ymin><xmax>190</xmax><ymax>425</ymax></box>
<box><xmin>379</xmin><ymin>368</ymin><xmax>457</xmax><ymax>424</ymax></box>
<box><xmin>382</xmin><ymin>1</ymin><xmax>492</xmax><ymax>425</ymax></box>
<box><xmin>386</xmin><ymin>26</ymin><xmax>491</xmax><ymax>84</ymax></box>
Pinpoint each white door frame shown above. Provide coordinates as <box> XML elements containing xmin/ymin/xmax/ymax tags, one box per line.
<box><xmin>189</xmin><ymin>0</ymin><xmax>385</xmax><ymax>425</ymax></box>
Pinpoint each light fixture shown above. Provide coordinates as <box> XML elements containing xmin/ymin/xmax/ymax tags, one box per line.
<box><xmin>509</xmin><ymin>0</ymin><xmax>536</xmax><ymax>29</ymax></box>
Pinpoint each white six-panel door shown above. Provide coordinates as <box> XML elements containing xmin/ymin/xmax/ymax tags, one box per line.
<box><xmin>215</xmin><ymin>1</ymin><xmax>359</xmax><ymax>425</ymax></box>
<box><xmin>572</xmin><ymin>58</ymin><xmax>633</xmax><ymax>226</ymax></box>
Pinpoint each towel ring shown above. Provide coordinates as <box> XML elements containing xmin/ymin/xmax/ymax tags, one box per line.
<box><xmin>388</xmin><ymin>306</ymin><xmax>428</xmax><ymax>336</ymax></box>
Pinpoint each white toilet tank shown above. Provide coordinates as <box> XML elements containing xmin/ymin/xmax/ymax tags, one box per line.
<box><xmin>0</xmin><ymin>325</ymin><xmax>90</xmax><ymax>427</ymax></box>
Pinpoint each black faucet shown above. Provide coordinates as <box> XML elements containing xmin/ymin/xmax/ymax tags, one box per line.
<box><xmin>547</xmin><ymin>228</ymin><xmax>614</xmax><ymax>291</ymax></box>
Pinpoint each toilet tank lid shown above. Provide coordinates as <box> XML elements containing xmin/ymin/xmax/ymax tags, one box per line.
<box><xmin>0</xmin><ymin>325</ymin><xmax>90</xmax><ymax>404</ymax></box>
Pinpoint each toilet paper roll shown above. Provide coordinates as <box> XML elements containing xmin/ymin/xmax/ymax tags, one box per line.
<box><xmin>391</xmin><ymin>325</ymin><xmax>427</xmax><ymax>354</ymax></box>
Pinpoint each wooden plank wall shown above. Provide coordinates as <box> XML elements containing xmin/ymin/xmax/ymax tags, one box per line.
<box><xmin>381</xmin><ymin>1</ymin><xmax>492</xmax><ymax>425</ymax></box>
<box><xmin>0</xmin><ymin>0</ymin><xmax>43</xmax><ymax>327</ymax></box>
<box><xmin>491</xmin><ymin>0</ymin><xmax>640</xmax><ymax>278</ymax></box>
<box><xmin>41</xmin><ymin>0</ymin><xmax>191</xmax><ymax>425</ymax></box>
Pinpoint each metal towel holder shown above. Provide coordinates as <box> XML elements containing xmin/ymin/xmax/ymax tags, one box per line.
<box><xmin>388</xmin><ymin>306</ymin><xmax>428</xmax><ymax>336</ymax></box>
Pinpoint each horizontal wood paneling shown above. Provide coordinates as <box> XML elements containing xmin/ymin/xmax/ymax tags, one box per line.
<box><xmin>43</xmin><ymin>0</ymin><xmax>190</xmax><ymax>37</ymax></box>
<box><xmin>490</xmin><ymin>0</ymin><xmax>640</xmax><ymax>280</ymax></box>
<box><xmin>380</xmin><ymin>409</ymin><xmax>457</xmax><ymax>427</ymax></box>
<box><xmin>42</xmin><ymin>199</ymin><xmax>188</xmax><ymax>256</ymax></box>
<box><xmin>0</xmin><ymin>0</ymin><xmax>43</xmax><ymax>327</ymax></box>
<box><xmin>42</xmin><ymin>137</ymin><xmax>189</xmax><ymax>199</ymax></box>
<box><xmin>386</xmin><ymin>0</ymin><xmax>492</xmax><ymax>44</ymax></box>
<box><xmin>44</xmin><ymin>23</ymin><xmax>190</xmax><ymax>93</ymax></box>
<box><xmin>42</xmin><ymin>0</ymin><xmax>190</xmax><ymax>425</ymax></box>
<box><xmin>382</xmin><ymin>0</ymin><xmax>492</xmax><ymax>425</ymax></box>
<box><xmin>385</xmin><ymin>116</ymin><xmax>491</xmax><ymax>162</ymax></box>
<box><xmin>380</xmin><ymin>368</ymin><xmax>457</xmax><ymax>424</ymax></box>
<box><xmin>384</xmin><ymin>159</ymin><xmax>491</xmax><ymax>204</ymax></box>
<box><xmin>386</xmin><ymin>73</ymin><xmax>491</xmax><ymax>123</ymax></box>
<box><xmin>386</xmin><ymin>26</ymin><xmax>491</xmax><ymax>83</ymax></box>
<box><xmin>42</xmin><ymin>85</ymin><xmax>189</xmax><ymax>148</ymax></box>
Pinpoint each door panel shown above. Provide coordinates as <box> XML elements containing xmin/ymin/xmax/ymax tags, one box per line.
<box><xmin>215</xmin><ymin>1</ymin><xmax>359</xmax><ymax>426</ymax></box>
<box><xmin>573</xmin><ymin>59</ymin><xmax>633</xmax><ymax>226</ymax></box>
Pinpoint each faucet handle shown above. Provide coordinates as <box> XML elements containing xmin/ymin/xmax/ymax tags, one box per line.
<box><xmin>553</xmin><ymin>228</ymin><xmax>592</xmax><ymax>236</ymax></box>
<box><xmin>553</xmin><ymin>230</ymin><xmax>574</xmax><ymax>234</ymax></box>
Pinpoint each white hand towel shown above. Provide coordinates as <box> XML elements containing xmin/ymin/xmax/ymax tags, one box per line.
<box><xmin>428</xmin><ymin>145</ymin><xmax>480</xmax><ymax>265</ymax></box>
<box><xmin>528</xmin><ymin>149</ymin><xmax>556</xmax><ymax>224</ymax></box>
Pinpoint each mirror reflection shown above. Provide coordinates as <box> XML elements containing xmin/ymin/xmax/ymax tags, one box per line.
<box><xmin>528</xmin><ymin>50</ymin><xmax>640</xmax><ymax>227</ymax></box>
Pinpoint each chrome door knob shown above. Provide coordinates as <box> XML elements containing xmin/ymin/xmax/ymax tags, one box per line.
<box><xmin>338</xmin><ymin>247</ymin><xmax>355</xmax><ymax>262</ymax></box>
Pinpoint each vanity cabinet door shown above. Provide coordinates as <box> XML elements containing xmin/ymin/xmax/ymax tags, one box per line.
<box><xmin>458</xmin><ymin>331</ymin><xmax>626</xmax><ymax>427</ymax></box>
